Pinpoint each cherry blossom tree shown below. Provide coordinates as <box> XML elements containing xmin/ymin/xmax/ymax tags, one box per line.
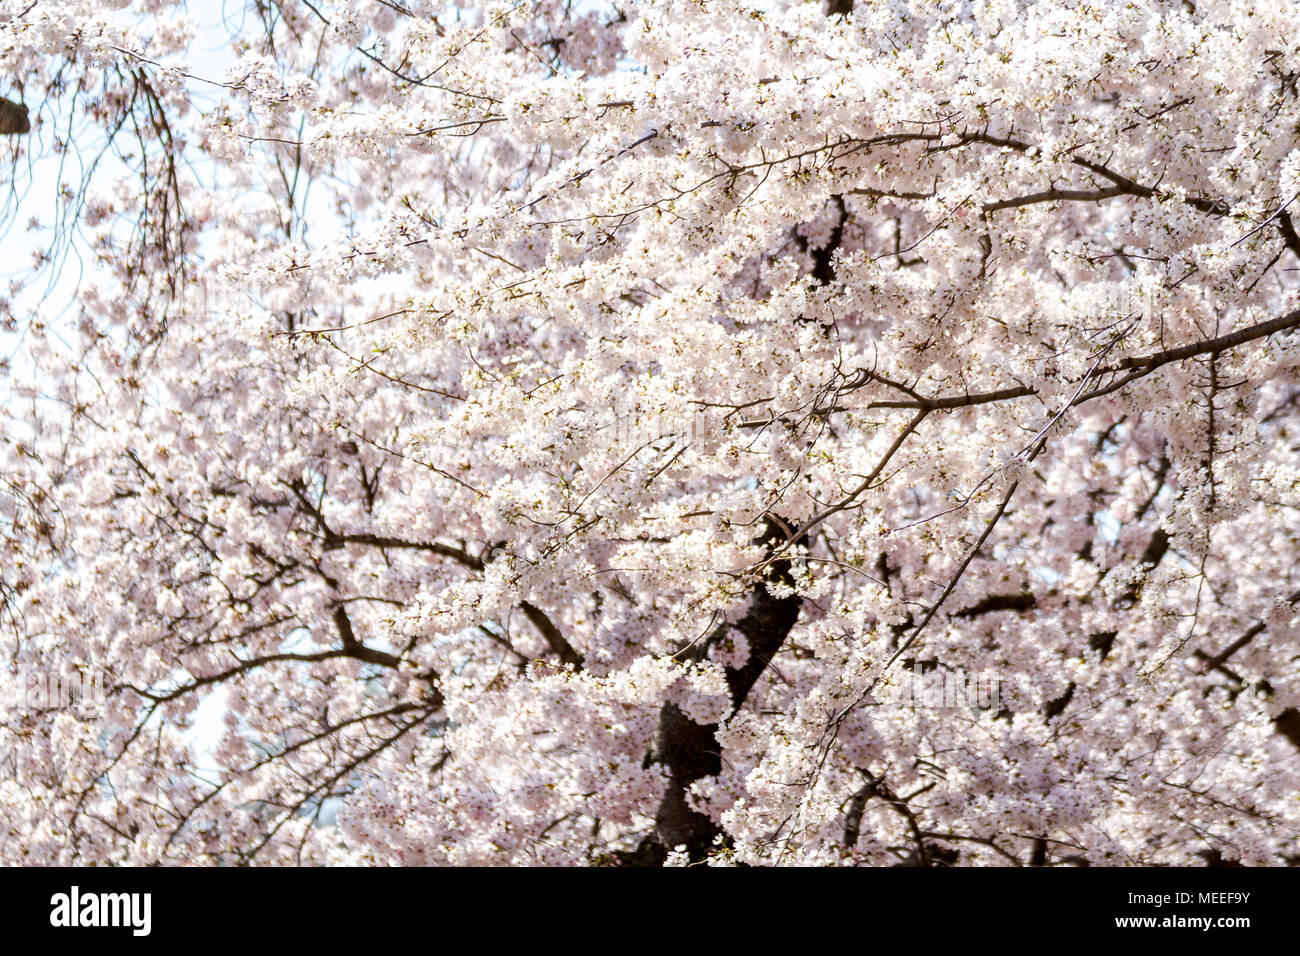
<box><xmin>1</xmin><ymin>0</ymin><xmax>1299</xmax><ymax>866</ymax></box>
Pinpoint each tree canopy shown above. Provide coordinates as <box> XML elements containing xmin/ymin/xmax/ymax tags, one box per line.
<box><xmin>1</xmin><ymin>0</ymin><xmax>1299</xmax><ymax>866</ymax></box>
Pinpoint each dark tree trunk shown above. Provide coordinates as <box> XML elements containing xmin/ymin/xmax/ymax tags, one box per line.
<box><xmin>638</xmin><ymin>518</ymin><xmax>801</xmax><ymax>862</ymax></box>
<box><xmin>0</xmin><ymin>98</ymin><xmax>29</xmax><ymax>135</ymax></box>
